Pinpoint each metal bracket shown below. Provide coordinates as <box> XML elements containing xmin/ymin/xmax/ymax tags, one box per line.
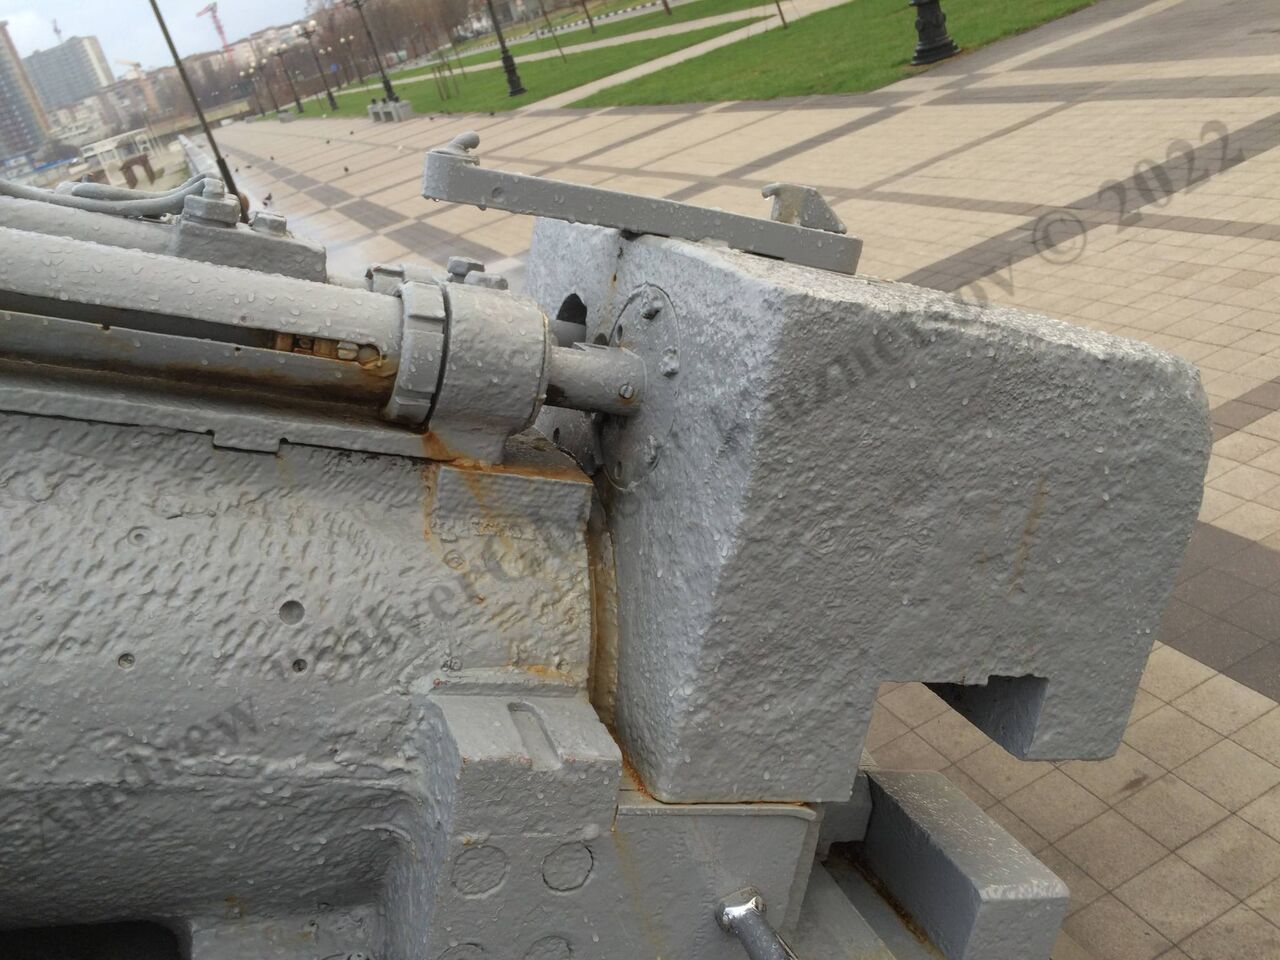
<box><xmin>422</xmin><ymin>132</ymin><xmax>862</xmax><ymax>275</ymax></box>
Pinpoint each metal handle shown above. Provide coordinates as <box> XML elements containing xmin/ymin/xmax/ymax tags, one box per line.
<box><xmin>715</xmin><ymin>888</ymin><xmax>800</xmax><ymax>960</ymax></box>
<box><xmin>422</xmin><ymin>132</ymin><xmax>862</xmax><ymax>276</ymax></box>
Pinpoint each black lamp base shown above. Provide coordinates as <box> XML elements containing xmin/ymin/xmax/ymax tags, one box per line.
<box><xmin>910</xmin><ymin>0</ymin><xmax>960</xmax><ymax>66</ymax></box>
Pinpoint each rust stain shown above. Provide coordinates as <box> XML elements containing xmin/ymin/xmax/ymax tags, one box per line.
<box><xmin>420</xmin><ymin>432</ymin><xmax>587</xmax><ymax>483</ymax></box>
<box><xmin>223</xmin><ymin>894</ymin><xmax>245</xmax><ymax>921</ymax></box>
<box><xmin>512</xmin><ymin>662</ymin><xmax>577</xmax><ymax>683</ymax></box>
<box><xmin>1008</xmin><ymin>475</ymin><xmax>1049</xmax><ymax>594</ymax></box>
<box><xmin>845</xmin><ymin>854</ymin><xmax>946</xmax><ymax>956</ymax></box>
<box><xmin>421</xmin><ymin>432</ymin><xmax>463</xmax><ymax>463</ymax></box>
<box><xmin>605</xmin><ymin>721</ymin><xmax>656</xmax><ymax>802</ymax></box>
<box><xmin>73</xmin><ymin>325</ymin><xmax>392</xmax><ymax>398</ymax></box>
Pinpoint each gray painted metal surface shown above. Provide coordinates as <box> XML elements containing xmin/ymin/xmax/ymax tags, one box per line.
<box><xmin>860</xmin><ymin>770</ymin><xmax>1069</xmax><ymax>960</ymax></box>
<box><xmin>0</xmin><ymin>211</ymin><xmax>644</xmax><ymax>463</ymax></box>
<box><xmin>526</xmin><ymin>218</ymin><xmax>1208</xmax><ymax>805</ymax></box>
<box><xmin>422</xmin><ymin>131</ymin><xmax>863</xmax><ymax>275</ymax></box>
<box><xmin>0</xmin><ymin>159</ymin><xmax>1210</xmax><ymax>960</ymax></box>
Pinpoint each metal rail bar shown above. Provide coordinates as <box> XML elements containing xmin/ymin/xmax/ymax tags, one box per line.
<box><xmin>422</xmin><ymin>132</ymin><xmax>862</xmax><ymax>275</ymax></box>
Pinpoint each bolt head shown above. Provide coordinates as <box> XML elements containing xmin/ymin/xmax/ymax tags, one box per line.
<box><xmin>182</xmin><ymin>192</ymin><xmax>240</xmax><ymax>227</ymax></box>
<box><xmin>446</xmin><ymin>256</ymin><xmax>485</xmax><ymax>279</ymax></box>
<box><xmin>250</xmin><ymin>210</ymin><xmax>289</xmax><ymax>236</ymax></box>
<box><xmin>618</xmin><ymin>383</ymin><xmax>635</xmax><ymax>400</ymax></box>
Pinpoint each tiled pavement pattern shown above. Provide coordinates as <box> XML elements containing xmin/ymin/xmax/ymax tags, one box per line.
<box><xmin>213</xmin><ymin>0</ymin><xmax>1280</xmax><ymax>956</ymax></box>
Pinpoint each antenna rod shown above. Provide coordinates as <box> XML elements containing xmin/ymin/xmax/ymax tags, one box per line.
<box><xmin>147</xmin><ymin>0</ymin><xmax>247</xmax><ymax>222</ymax></box>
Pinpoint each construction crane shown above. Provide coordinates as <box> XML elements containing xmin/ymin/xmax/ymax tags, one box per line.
<box><xmin>197</xmin><ymin>2</ymin><xmax>232</xmax><ymax>53</ymax></box>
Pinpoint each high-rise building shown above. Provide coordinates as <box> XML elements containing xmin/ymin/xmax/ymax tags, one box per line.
<box><xmin>23</xmin><ymin>36</ymin><xmax>113</xmax><ymax>112</ymax></box>
<box><xmin>0</xmin><ymin>21</ymin><xmax>48</xmax><ymax>160</ymax></box>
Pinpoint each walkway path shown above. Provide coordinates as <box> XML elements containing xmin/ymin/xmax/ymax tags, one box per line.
<box><xmin>217</xmin><ymin>2</ymin><xmax>1280</xmax><ymax>956</ymax></box>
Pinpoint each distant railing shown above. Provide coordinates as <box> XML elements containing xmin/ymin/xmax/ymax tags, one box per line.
<box><xmin>178</xmin><ymin>134</ymin><xmax>218</xmax><ymax>179</ymax></box>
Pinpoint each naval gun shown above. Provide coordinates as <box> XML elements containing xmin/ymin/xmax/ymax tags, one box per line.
<box><xmin>0</xmin><ymin>131</ymin><xmax>1208</xmax><ymax>960</ymax></box>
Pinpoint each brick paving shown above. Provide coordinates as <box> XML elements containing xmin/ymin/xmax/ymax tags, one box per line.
<box><xmin>215</xmin><ymin>0</ymin><xmax>1280</xmax><ymax>956</ymax></box>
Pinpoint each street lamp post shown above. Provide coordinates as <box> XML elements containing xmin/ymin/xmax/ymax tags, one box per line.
<box><xmin>251</xmin><ymin>61</ymin><xmax>281</xmax><ymax>113</ymax></box>
<box><xmin>269</xmin><ymin>43</ymin><xmax>306</xmax><ymax>113</ymax></box>
<box><xmin>484</xmin><ymin>0</ymin><xmax>526</xmax><ymax>97</ymax></box>
<box><xmin>908</xmin><ymin>0</ymin><xmax>959</xmax><ymax>65</ymax></box>
<box><xmin>339</xmin><ymin>36</ymin><xmax>363</xmax><ymax>85</ymax></box>
<box><xmin>346</xmin><ymin>0</ymin><xmax>398</xmax><ymax>101</ymax></box>
<box><xmin>296</xmin><ymin>20</ymin><xmax>339</xmax><ymax>110</ymax></box>
<box><xmin>324</xmin><ymin>47</ymin><xmax>346</xmax><ymax>86</ymax></box>
<box><xmin>240</xmin><ymin>69</ymin><xmax>265</xmax><ymax>116</ymax></box>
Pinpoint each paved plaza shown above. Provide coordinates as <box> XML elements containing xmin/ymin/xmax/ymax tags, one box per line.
<box><xmin>214</xmin><ymin>0</ymin><xmax>1280</xmax><ymax>956</ymax></box>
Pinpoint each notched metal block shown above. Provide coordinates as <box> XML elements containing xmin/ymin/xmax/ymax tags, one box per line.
<box><xmin>526</xmin><ymin>217</ymin><xmax>1209</xmax><ymax>804</ymax></box>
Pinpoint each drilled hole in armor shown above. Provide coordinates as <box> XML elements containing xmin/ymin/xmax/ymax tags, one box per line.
<box><xmin>279</xmin><ymin>600</ymin><xmax>305</xmax><ymax>625</ymax></box>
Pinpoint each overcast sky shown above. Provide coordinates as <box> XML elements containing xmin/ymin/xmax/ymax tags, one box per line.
<box><xmin>0</xmin><ymin>0</ymin><xmax>305</xmax><ymax>75</ymax></box>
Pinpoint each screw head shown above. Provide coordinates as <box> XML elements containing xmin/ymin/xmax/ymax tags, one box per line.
<box><xmin>618</xmin><ymin>383</ymin><xmax>635</xmax><ymax>400</ymax></box>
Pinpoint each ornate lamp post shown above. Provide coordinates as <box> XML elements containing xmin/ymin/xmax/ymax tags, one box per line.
<box><xmin>269</xmin><ymin>43</ymin><xmax>305</xmax><ymax>113</ymax></box>
<box><xmin>239</xmin><ymin>68</ymin><xmax>265</xmax><ymax>116</ymax></box>
<box><xmin>484</xmin><ymin>0</ymin><xmax>526</xmax><ymax>97</ymax></box>
<box><xmin>296</xmin><ymin>20</ymin><xmax>339</xmax><ymax>110</ymax></box>
<box><xmin>338</xmin><ymin>35</ymin><xmax>363</xmax><ymax>85</ymax></box>
<box><xmin>909</xmin><ymin>0</ymin><xmax>959</xmax><ymax>66</ymax></box>
<box><xmin>345</xmin><ymin>0</ymin><xmax>398</xmax><ymax>101</ymax></box>
<box><xmin>249</xmin><ymin>61</ymin><xmax>281</xmax><ymax>113</ymax></box>
<box><xmin>324</xmin><ymin>46</ymin><xmax>346</xmax><ymax>86</ymax></box>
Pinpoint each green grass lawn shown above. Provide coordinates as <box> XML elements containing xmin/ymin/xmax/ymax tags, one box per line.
<box><xmin>573</xmin><ymin>0</ymin><xmax>1102</xmax><ymax>106</ymax></box>
<box><xmin>443</xmin><ymin>0</ymin><xmax>777</xmax><ymax>68</ymax></box>
<box><xmin>325</xmin><ymin>19</ymin><xmax>761</xmax><ymax>116</ymax></box>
